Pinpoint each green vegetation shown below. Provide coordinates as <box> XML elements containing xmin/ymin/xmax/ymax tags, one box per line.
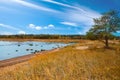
<box><xmin>0</xmin><ymin>40</ymin><xmax>120</xmax><ymax>80</ymax></box>
<box><xmin>0</xmin><ymin>34</ymin><xmax>119</xmax><ymax>42</ymax></box>
<box><xmin>87</xmin><ymin>10</ymin><xmax>120</xmax><ymax>48</ymax></box>
<box><xmin>0</xmin><ymin>34</ymin><xmax>84</xmax><ymax>39</ymax></box>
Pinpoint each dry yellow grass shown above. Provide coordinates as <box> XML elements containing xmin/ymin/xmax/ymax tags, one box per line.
<box><xmin>0</xmin><ymin>40</ymin><xmax>120</xmax><ymax>80</ymax></box>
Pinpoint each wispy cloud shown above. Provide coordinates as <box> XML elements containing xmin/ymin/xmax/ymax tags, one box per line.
<box><xmin>43</xmin><ymin>0</ymin><xmax>101</xmax><ymax>24</ymax></box>
<box><xmin>0</xmin><ymin>23</ymin><xmax>20</xmax><ymax>30</ymax></box>
<box><xmin>43</xmin><ymin>0</ymin><xmax>84</xmax><ymax>11</ymax></box>
<box><xmin>0</xmin><ymin>23</ymin><xmax>26</xmax><ymax>35</ymax></box>
<box><xmin>65</xmin><ymin>10</ymin><xmax>94</xmax><ymax>25</ymax></box>
<box><xmin>42</xmin><ymin>0</ymin><xmax>101</xmax><ymax>18</ymax></box>
<box><xmin>13</xmin><ymin>0</ymin><xmax>59</xmax><ymax>13</ymax></box>
<box><xmin>60</xmin><ymin>22</ymin><xmax>78</xmax><ymax>27</ymax></box>
<box><xmin>0</xmin><ymin>31</ymin><xmax>13</xmax><ymax>35</ymax></box>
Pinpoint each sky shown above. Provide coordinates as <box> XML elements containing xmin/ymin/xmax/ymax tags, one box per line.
<box><xmin>0</xmin><ymin>0</ymin><xmax>120</xmax><ymax>35</ymax></box>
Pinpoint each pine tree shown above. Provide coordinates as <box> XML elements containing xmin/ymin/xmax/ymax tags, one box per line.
<box><xmin>87</xmin><ymin>10</ymin><xmax>120</xmax><ymax>48</ymax></box>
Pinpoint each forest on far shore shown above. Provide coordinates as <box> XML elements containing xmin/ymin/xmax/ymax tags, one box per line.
<box><xmin>0</xmin><ymin>34</ymin><xmax>120</xmax><ymax>40</ymax></box>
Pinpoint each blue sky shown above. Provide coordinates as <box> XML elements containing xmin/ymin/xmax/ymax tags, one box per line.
<box><xmin>0</xmin><ymin>0</ymin><xmax>120</xmax><ymax>35</ymax></box>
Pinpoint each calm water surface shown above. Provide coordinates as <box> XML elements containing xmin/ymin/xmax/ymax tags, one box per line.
<box><xmin>0</xmin><ymin>41</ymin><xmax>70</xmax><ymax>60</ymax></box>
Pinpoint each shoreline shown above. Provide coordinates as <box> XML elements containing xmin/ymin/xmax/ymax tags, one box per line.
<box><xmin>0</xmin><ymin>48</ymin><xmax>59</xmax><ymax>68</ymax></box>
<box><xmin>0</xmin><ymin>38</ymin><xmax>80</xmax><ymax>43</ymax></box>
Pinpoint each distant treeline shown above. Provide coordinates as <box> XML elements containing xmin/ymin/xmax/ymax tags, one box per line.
<box><xmin>0</xmin><ymin>34</ymin><xmax>85</xmax><ymax>39</ymax></box>
<box><xmin>0</xmin><ymin>34</ymin><xmax>119</xmax><ymax>40</ymax></box>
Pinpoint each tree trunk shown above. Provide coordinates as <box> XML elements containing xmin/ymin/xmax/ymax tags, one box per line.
<box><xmin>105</xmin><ymin>35</ymin><xmax>109</xmax><ymax>48</ymax></box>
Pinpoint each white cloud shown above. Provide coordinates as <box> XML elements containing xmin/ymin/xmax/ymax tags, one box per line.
<box><xmin>29</xmin><ymin>24</ymin><xmax>41</xmax><ymax>30</ymax></box>
<box><xmin>0</xmin><ymin>23</ymin><xmax>20</xmax><ymax>30</ymax></box>
<box><xmin>29</xmin><ymin>24</ymin><xmax>35</xmax><ymax>29</ymax></box>
<box><xmin>35</xmin><ymin>26</ymin><xmax>42</xmax><ymax>30</ymax></box>
<box><xmin>43</xmin><ymin>24</ymin><xmax>55</xmax><ymax>29</ymax></box>
<box><xmin>48</xmin><ymin>24</ymin><xmax>55</xmax><ymax>28</ymax></box>
<box><xmin>13</xmin><ymin>0</ymin><xmax>59</xmax><ymax>13</ymax></box>
<box><xmin>60</xmin><ymin>22</ymin><xmax>78</xmax><ymax>27</ymax></box>
<box><xmin>29</xmin><ymin>24</ymin><xmax>42</xmax><ymax>30</ymax></box>
<box><xmin>28</xmin><ymin>24</ymin><xmax>54</xmax><ymax>30</ymax></box>
<box><xmin>18</xmin><ymin>31</ymin><xmax>26</xmax><ymax>34</ymax></box>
